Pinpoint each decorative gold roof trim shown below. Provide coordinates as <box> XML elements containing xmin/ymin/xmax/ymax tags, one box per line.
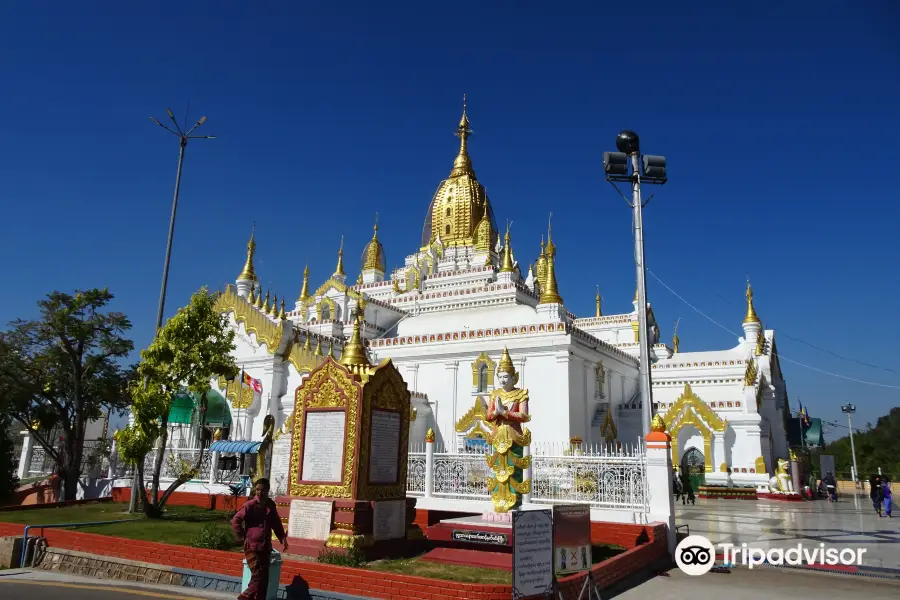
<box><xmin>744</xmin><ymin>358</ymin><xmax>758</xmax><ymax>387</ymax></box>
<box><xmin>215</xmin><ymin>285</ymin><xmax>285</xmax><ymax>356</ymax></box>
<box><xmin>661</xmin><ymin>383</ymin><xmax>727</xmax><ymax>434</ymax></box>
<box><xmin>455</xmin><ymin>395</ymin><xmax>488</xmax><ymax>433</ymax></box>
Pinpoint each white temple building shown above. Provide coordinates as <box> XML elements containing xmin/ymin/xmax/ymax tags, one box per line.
<box><xmin>158</xmin><ymin>103</ymin><xmax>790</xmax><ymax>490</ymax></box>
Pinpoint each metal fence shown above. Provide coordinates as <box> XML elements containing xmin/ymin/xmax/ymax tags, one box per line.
<box><xmin>407</xmin><ymin>441</ymin><xmax>647</xmax><ymax>511</ymax></box>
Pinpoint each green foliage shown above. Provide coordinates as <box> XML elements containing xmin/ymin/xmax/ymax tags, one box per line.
<box><xmin>0</xmin><ymin>416</ymin><xmax>19</xmax><ymax>503</ymax></box>
<box><xmin>821</xmin><ymin>407</ymin><xmax>900</xmax><ymax>478</ymax></box>
<box><xmin>191</xmin><ymin>523</ymin><xmax>239</xmax><ymax>550</ymax></box>
<box><xmin>317</xmin><ymin>547</ymin><xmax>366</xmax><ymax>567</ymax></box>
<box><xmin>0</xmin><ymin>288</ymin><xmax>134</xmax><ymax>500</ymax></box>
<box><xmin>118</xmin><ymin>287</ymin><xmax>237</xmax><ymax>516</ymax></box>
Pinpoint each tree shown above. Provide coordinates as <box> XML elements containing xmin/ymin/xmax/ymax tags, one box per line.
<box><xmin>0</xmin><ymin>416</ymin><xmax>19</xmax><ymax>503</ymax></box>
<box><xmin>118</xmin><ymin>287</ymin><xmax>237</xmax><ymax>518</ymax></box>
<box><xmin>0</xmin><ymin>289</ymin><xmax>133</xmax><ymax>501</ymax></box>
<box><xmin>823</xmin><ymin>407</ymin><xmax>900</xmax><ymax>478</ymax></box>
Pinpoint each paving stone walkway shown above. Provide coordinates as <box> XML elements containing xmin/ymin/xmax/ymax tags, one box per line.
<box><xmin>675</xmin><ymin>493</ymin><xmax>900</xmax><ymax>569</ymax></box>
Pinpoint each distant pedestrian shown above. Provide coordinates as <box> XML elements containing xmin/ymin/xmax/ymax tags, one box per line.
<box><xmin>680</xmin><ymin>471</ymin><xmax>695</xmax><ymax>506</ymax></box>
<box><xmin>823</xmin><ymin>471</ymin><xmax>837</xmax><ymax>502</ymax></box>
<box><xmin>883</xmin><ymin>478</ymin><xmax>892</xmax><ymax>518</ymax></box>
<box><xmin>232</xmin><ymin>478</ymin><xmax>288</xmax><ymax>600</ymax></box>
<box><xmin>870</xmin><ymin>475</ymin><xmax>884</xmax><ymax>517</ymax></box>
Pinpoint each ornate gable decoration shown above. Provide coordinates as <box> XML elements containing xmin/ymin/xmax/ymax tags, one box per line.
<box><xmin>662</xmin><ymin>383</ymin><xmax>727</xmax><ymax>435</ymax></box>
<box><xmin>456</xmin><ymin>396</ymin><xmax>489</xmax><ymax>435</ymax></box>
<box><xmin>215</xmin><ymin>285</ymin><xmax>287</xmax><ymax>355</ymax></box>
<box><xmin>471</xmin><ymin>352</ymin><xmax>496</xmax><ymax>389</ymax></box>
<box><xmin>744</xmin><ymin>357</ymin><xmax>759</xmax><ymax>387</ymax></box>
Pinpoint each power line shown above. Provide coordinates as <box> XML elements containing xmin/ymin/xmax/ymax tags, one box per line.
<box><xmin>646</xmin><ymin>268</ymin><xmax>900</xmax><ymax>390</ymax></box>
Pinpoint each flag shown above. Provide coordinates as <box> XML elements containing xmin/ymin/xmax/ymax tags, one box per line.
<box><xmin>242</xmin><ymin>370</ymin><xmax>263</xmax><ymax>394</ymax></box>
<box><xmin>797</xmin><ymin>398</ymin><xmax>810</xmax><ymax>427</ymax></box>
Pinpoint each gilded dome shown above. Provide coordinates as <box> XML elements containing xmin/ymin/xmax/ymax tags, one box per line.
<box><xmin>421</xmin><ymin>99</ymin><xmax>498</xmax><ymax>249</ymax></box>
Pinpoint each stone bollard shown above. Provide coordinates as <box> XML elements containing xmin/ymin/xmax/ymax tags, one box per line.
<box><xmin>424</xmin><ymin>429</ymin><xmax>435</xmax><ymax>498</ymax></box>
<box><xmin>645</xmin><ymin>418</ymin><xmax>677</xmax><ymax>557</ymax></box>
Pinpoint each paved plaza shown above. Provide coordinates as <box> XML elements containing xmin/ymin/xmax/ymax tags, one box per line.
<box><xmin>674</xmin><ymin>494</ymin><xmax>900</xmax><ymax>570</ymax></box>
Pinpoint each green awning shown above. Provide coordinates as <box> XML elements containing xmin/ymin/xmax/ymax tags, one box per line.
<box><xmin>203</xmin><ymin>389</ymin><xmax>232</xmax><ymax>427</ymax></box>
<box><xmin>168</xmin><ymin>392</ymin><xmax>195</xmax><ymax>425</ymax></box>
<box><xmin>167</xmin><ymin>389</ymin><xmax>232</xmax><ymax>427</ymax></box>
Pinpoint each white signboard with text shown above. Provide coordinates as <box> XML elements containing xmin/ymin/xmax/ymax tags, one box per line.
<box><xmin>513</xmin><ymin>508</ymin><xmax>554</xmax><ymax>599</ymax></box>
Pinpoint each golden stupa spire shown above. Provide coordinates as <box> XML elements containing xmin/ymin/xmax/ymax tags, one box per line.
<box><xmin>269</xmin><ymin>293</ymin><xmax>279</xmax><ymax>317</ymax></box>
<box><xmin>535</xmin><ymin>234</ymin><xmax>548</xmax><ymax>289</ymax></box>
<box><xmin>304</xmin><ymin>333</ymin><xmax>312</xmax><ymax>351</ymax></box>
<box><xmin>297</xmin><ymin>264</ymin><xmax>310</xmax><ymax>302</ymax></box>
<box><xmin>339</xmin><ymin>310</ymin><xmax>370</xmax><ymax>368</ymax></box>
<box><xmin>449</xmin><ymin>95</ymin><xmax>475</xmax><ymax>178</ymax></box>
<box><xmin>672</xmin><ymin>318</ymin><xmax>680</xmax><ymax>353</ymax></box>
<box><xmin>237</xmin><ymin>225</ymin><xmax>257</xmax><ymax>281</ymax></box>
<box><xmin>743</xmin><ymin>278</ymin><xmax>761</xmax><ymax>324</ymax></box>
<box><xmin>500</xmin><ymin>220</ymin><xmax>515</xmax><ymax>272</ymax></box>
<box><xmin>313</xmin><ymin>336</ymin><xmax>323</xmax><ymax>356</ymax></box>
<box><xmin>334</xmin><ymin>236</ymin><xmax>346</xmax><ymax>277</ymax></box>
<box><xmin>263</xmin><ymin>289</ymin><xmax>271</xmax><ymax>313</ymax></box>
<box><xmin>544</xmin><ymin>213</ymin><xmax>556</xmax><ymax>258</ymax></box>
<box><xmin>278</xmin><ymin>299</ymin><xmax>286</xmax><ymax>320</ymax></box>
<box><xmin>539</xmin><ymin>252</ymin><xmax>563</xmax><ymax>305</ymax></box>
<box><xmin>248</xmin><ymin>284</ymin><xmax>257</xmax><ymax>304</ymax></box>
<box><xmin>255</xmin><ymin>287</ymin><xmax>264</xmax><ymax>309</ymax></box>
<box><xmin>362</xmin><ymin>215</ymin><xmax>385</xmax><ymax>272</ymax></box>
<box><xmin>595</xmin><ymin>285</ymin><xmax>602</xmax><ymax>317</ymax></box>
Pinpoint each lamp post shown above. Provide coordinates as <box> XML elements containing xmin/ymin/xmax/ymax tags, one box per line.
<box><xmin>841</xmin><ymin>404</ymin><xmax>859</xmax><ymax>486</ymax></box>
<box><xmin>603</xmin><ymin>132</ymin><xmax>667</xmax><ymax>435</ymax></box>
<box><xmin>128</xmin><ymin>109</ymin><xmax>215</xmax><ymax>514</ymax></box>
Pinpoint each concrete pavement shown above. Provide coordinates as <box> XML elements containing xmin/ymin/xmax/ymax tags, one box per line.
<box><xmin>0</xmin><ymin>569</ymin><xmax>234</xmax><ymax>600</ymax></box>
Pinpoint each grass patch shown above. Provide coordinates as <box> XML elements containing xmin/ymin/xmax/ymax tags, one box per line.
<box><xmin>0</xmin><ymin>502</ymin><xmax>239</xmax><ymax>549</ymax></box>
<box><xmin>368</xmin><ymin>557</ymin><xmax>511</xmax><ymax>584</ymax></box>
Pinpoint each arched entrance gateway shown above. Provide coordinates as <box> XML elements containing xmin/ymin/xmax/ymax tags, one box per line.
<box><xmin>661</xmin><ymin>383</ymin><xmax>728</xmax><ymax>485</ymax></box>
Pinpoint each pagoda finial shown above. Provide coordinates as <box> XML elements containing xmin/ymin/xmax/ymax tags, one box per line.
<box><xmin>743</xmin><ymin>277</ymin><xmax>761</xmax><ymax>324</ymax></box>
<box><xmin>362</xmin><ymin>214</ymin><xmax>385</xmax><ymax>272</ymax></box>
<box><xmin>500</xmin><ymin>220</ymin><xmax>515</xmax><ymax>272</ymax></box>
<box><xmin>313</xmin><ymin>336</ymin><xmax>323</xmax><ymax>356</ymax></box>
<box><xmin>297</xmin><ymin>263</ymin><xmax>310</xmax><ymax>302</ymax></box>
<box><xmin>278</xmin><ymin>299</ymin><xmax>286</xmax><ymax>320</ymax></box>
<box><xmin>334</xmin><ymin>235</ymin><xmax>346</xmax><ymax>277</ymax></box>
<box><xmin>595</xmin><ymin>285</ymin><xmax>602</xmax><ymax>317</ymax></box>
<box><xmin>450</xmin><ymin>95</ymin><xmax>475</xmax><ymax>178</ymax></box>
<box><xmin>269</xmin><ymin>293</ymin><xmax>279</xmax><ymax>317</ymax></box>
<box><xmin>248</xmin><ymin>284</ymin><xmax>257</xmax><ymax>304</ymax></box>
<box><xmin>237</xmin><ymin>224</ymin><xmax>257</xmax><ymax>281</ymax></box>
<box><xmin>263</xmin><ymin>289</ymin><xmax>271</xmax><ymax>313</ymax></box>
<box><xmin>544</xmin><ymin>213</ymin><xmax>556</xmax><ymax>258</ymax></box>
<box><xmin>673</xmin><ymin>318</ymin><xmax>680</xmax><ymax>353</ymax></box>
<box><xmin>339</xmin><ymin>310</ymin><xmax>370</xmax><ymax>368</ymax></box>
<box><xmin>255</xmin><ymin>286</ymin><xmax>264</xmax><ymax>309</ymax></box>
<box><xmin>539</xmin><ymin>253</ymin><xmax>563</xmax><ymax>305</ymax></box>
<box><xmin>303</xmin><ymin>333</ymin><xmax>312</xmax><ymax>351</ymax></box>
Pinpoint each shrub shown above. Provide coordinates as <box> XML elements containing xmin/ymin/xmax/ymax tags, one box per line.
<box><xmin>316</xmin><ymin>547</ymin><xmax>366</xmax><ymax>568</ymax></box>
<box><xmin>191</xmin><ymin>523</ymin><xmax>237</xmax><ymax>550</ymax></box>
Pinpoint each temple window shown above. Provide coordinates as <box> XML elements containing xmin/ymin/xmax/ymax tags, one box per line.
<box><xmin>477</xmin><ymin>364</ymin><xmax>488</xmax><ymax>392</ymax></box>
<box><xmin>446</xmin><ymin>207</ymin><xmax>451</xmax><ymax>217</ymax></box>
<box><xmin>446</xmin><ymin>224</ymin><xmax>451</xmax><ymax>235</ymax></box>
<box><xmin>321</xmin><ymin>305</ymin><xmax>331</xmax><ymax>320</ymax></box>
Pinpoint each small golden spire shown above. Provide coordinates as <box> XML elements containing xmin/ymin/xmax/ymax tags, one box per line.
<box><xmin>673</xmin><ymin>332</ymin><xmax>680</xmax><ymax>353</ymax></box>
<box><xmin>755</xmin><ymin>327</ymin><xmax>766</xmax><ymax>355</ymax></box>
<box><xmin>544</xmin><ymin>213</ymin><xmax>556</xmax><ymax>258</ymax></box>
<box><xmin>255</xmin><ymin>287</ymin><xmax>264</xmax><ymax>309</ymax></box>
<box><xmin>650</xmin><ymin>414</ymin><xmax>667</xmax><ymax>433</ymax></box>
<box><xmin>268</xmin><ymin>293</ymin><xmax>279</xmax><ymax>317</ymax></box>
<box><xmin>278</xmin><ymin>299</ymin><xmax>287</xmax><ymax>320</ymax></box>
<box><xmin>362</xmin><ymin>216</ymin><xmax>385</xmax><ymax>272</ymax></box>
<box><xmin>249</xmin><ymin>284</ymin><xmax>257</xmax><ymax>304</ymax></box>
<box><xmin>237</xmin><ymin>226</ymin><xmax>257</xmax><ymax>281</ymax></box>
<box><xmin>743</xmin><ymin>280</ymin><xmax>761</xmax><ymax>324</ymax></box>
<box><xmin>595</xmin><ymin>285</ymin><xmax>602</xmax><ymax>317</ymax></box>
<box><xmin>425</xmin><ymin>428</ymin><xmax>435</xmax><ymax>443</ymax></box>
<box><xmin>334</xmin><ymin>236</ymin><xmax>346</xmax><ymax>277</ymax></box>
<box><xmin>535</xmin><ymin>234</ymin><xmax>548</xmax><ymax>289</ymax></box>
<box><xmin>304</xmin><ymin>334</ymin><xmax>312</xmax><ymax>351</ymax></box>
<box><xmin>539</xmin><ymin>254</ymin><xmax>563</xmax><ymax>304</ymax></box>
<box><xmin>314</xmin><ymin>336</ymin><xmax>323</xmax><ymax>356</ymax></box>
<box><xmin>263</xmin><ymin>289</ymin><xmax>271</xmax><ymax>313</ymax></box>
<box><xmin>498</xmin><ymin>347</ymin><xmax>517</xmax><ymax>377</ymax></box>
<box><xmin>449</xmin><ymin>95</ymin><xmax>476</xmax><ymax>178</ymax></box>
<box><xmin>339</xmin><ymin>311</ymin><xmax>370</xmax><ymax>368</ymax></box>
<box><xmin>356</xmin><ymin>272</ymin><xmax>363</xmax><ymax>286</ymax></box>
<box><xmin>500</xmin><ymin>221</ymin><xmax>515</xmax><ymax>272</ymax></box>
<box><xmin>297</xmin><ymin>264</ymin><xmax>310</xmax><ymax>302</ymax></box>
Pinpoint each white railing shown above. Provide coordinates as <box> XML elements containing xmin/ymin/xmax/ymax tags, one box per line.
<box><xmin>407</xmin><ymin>440</ymin><xmax>648</xmax><ymax>511</ymax></box>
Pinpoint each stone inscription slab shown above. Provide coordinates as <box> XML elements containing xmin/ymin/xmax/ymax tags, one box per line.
<box><xmin>513</xmin><ymin>509</ymin><xmax>554</xmax><ymax>600</ymax></box>
<box><xmin>288</xmin><ymin>499</ymin><xmax>333</xmax><ymax>541</ymax></box>
<box><xmin>368</xmin><ymin>410</ymin><xmax>400</xmax><ymax>484</ymax></box>
<box><xmin>301</xmin><ymin>411</ymin><xmax>345</xmax><ymax>482</ymax></box>
<box><xmin>372</xmin><ymin>499</ymin><xmax>406</xmax><ymax>541</ymax></box>
<box><xmin>271</xmin><ymin>434</ymin><xmax>292</xmax><ymax>496</ymax></box>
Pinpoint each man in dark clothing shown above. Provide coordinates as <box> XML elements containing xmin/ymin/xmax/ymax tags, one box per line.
<box><xmin>231</xmin><ymin>478</ymin><xmax>288</xmax><ymax>600</ymax></box>
<box><xmin>823</xmin><ymin>471</ymin><xmax>837</xmax><ymax>502</ymax></box>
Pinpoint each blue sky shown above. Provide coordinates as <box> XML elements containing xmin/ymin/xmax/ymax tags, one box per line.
<box><xmin>1</xmin><ymin>2</ymin><xmax>897</xmax><ymax>441</ymax></box>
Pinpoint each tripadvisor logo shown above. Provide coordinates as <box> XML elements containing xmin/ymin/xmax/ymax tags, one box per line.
<box><xmin>675</xmin><ymin>535</ymin><xmax>868</xmax><ymax>575</ymax></box>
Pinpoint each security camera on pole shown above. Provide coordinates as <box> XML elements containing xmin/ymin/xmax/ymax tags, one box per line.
<box><xmin>603</xmin><ymin>132</ymin><xmax>667</xmax><ymax>435</ymax></box>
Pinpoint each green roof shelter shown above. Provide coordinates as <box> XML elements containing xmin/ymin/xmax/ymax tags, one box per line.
<box><xmin>167</xmin><ymin>389</ymin><xmax>232</xmax><ymax>427</ymax></box>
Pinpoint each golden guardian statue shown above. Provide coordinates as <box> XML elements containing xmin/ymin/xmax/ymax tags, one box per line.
<box><xmin>485</xmin><ymin>347</ymin><xmax>532</xmax><ymax>512</ymax></box>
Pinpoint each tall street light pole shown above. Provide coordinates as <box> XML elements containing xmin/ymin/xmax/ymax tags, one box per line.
<box><xmin>603</xmin><ymin>132</ymin><xmax>667</xmax><ymax>435</ymax></box>
<box><xmin>128</xmin><ymin>109</ymin><xmax>215</xmax><ymax>514</ymax></box>
<box><xmin>842</xmin><ymin>404</ymin><xmax>859</xmax><ymax>486</ymax></box>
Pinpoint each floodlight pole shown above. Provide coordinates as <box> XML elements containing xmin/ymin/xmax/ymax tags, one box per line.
<box><xmin>128</xmin><ymin>109</ymin><xmax>215</xmax><ymax>514</ymax></box>
<box><xmin>631</xmin><ymin>153</ymin><xmax>654</xmax><ymax>436</ymax></box>
<box><xmin>842</xmin><ymin>404</ymin><xmax>859</xmax><ymax>485</ymax></box>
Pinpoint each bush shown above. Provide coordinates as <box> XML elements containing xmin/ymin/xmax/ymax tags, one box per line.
<box><xmin>191</xmin><ymin>523</ymin><xmax>238</xmax><ymax>550</ymax></box>
<box><xmin>317</xmin><ymin>547</ymin><xmax>366</xmax><ymax>568</ymax></box>
<box><xmin>0</xmin><ymin>417</ymin><xmax>19</xmax><ymax>503</ymax></box>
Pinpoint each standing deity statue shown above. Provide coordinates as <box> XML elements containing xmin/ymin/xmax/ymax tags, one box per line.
<box><xmin>485</xmin><ymin>347</ymin><xmax>532</xmax><ymax>512</ymax></box>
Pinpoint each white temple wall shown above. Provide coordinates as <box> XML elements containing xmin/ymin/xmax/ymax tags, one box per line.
<box><xmin>728</xmin><ymin>424</ymin><xmax>763</xmax><ymax>472</ymax></box>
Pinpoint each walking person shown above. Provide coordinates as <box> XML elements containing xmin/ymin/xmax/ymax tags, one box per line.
<box><xmin>823</xmin><ymin>471</ymin><xmax>837</xmax><ymax>502</ymax></box>
<box><xmin>232</xmin><ymin>478</ymin><xmax>288</xmax><ymax>600</ymax></box>
<box><xmin>869</xmin><ymin>475</ymin><xmax>884</xmax><ymax>517</ymax></box>
<box><xmin>680</xmin><ymin>470</ymin><xmax>696</xmax><ymax>506</ymax></box>
<box><xmin>883</xmin><ymin>478</ymin><xmax>892</xmax><ymax>518</ymax></box>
